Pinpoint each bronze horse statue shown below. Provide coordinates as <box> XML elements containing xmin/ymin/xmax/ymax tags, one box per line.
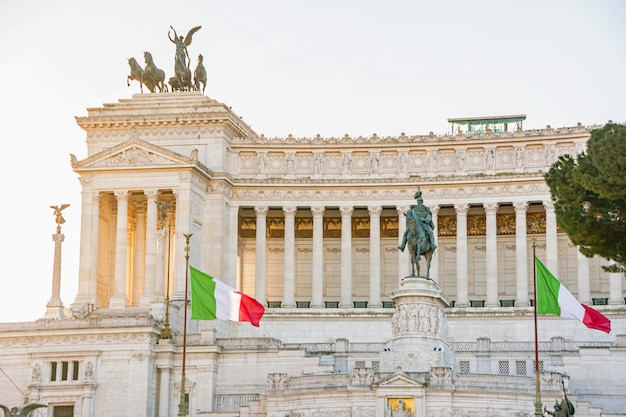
<box><xmin>143</xmin><ymin>51</ymin><xmax>168</xmax><ymax>93</ymax></box>
<box><xmin>406</xmin><ymin>213</ymin><xmax>435</xmax><ymax>279</ymax></box>
<box><xmin>194</xmin><ymin>54</ymin><xmax>207</xmax><ymax>94</ymax></box>
<box><xmin>127</xmin><ymin>57</ymin><xmax>145</xmax><ymax>93</ymax></box>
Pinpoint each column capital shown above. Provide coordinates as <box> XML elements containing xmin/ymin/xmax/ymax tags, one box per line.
<box><xmin>283</xmin><ymin>206</ymin><xmax>298</xmax><ymax>217</ymax></box>
<box><xmin>483</xmin><ymin>202</ymin><xmax>499</xmax><ymax>214</ymax></box>
<box><xmin>133</xmin><ymin>202</ymin><xmax>147</xmax><ymax>214</ymax></box>
<box><xmin>428</xmin><ymin>204</ymin><xmax>440</xmax><ymax>214</ymax></box>
<box><xmin>311</xmin><ymin>206</ymin><xmax>325</xmax><ymax>217</ymax></box>
<box><xmin>542</xmin><ymin>200</ymin><xmax>555</xmax><ymax>212</ymax></box>
<box><xmin>114</xmin><ymin>190</ymin><xmax>129</xmax><ymax>201</ymax></box>
<box><xmin>368</xmin><ymin>206</ymin><xmax>382</xmax><ymax>216</ymax></box>
<box><xmin>255</xmin><ymin>206</ymin><xmax>269</xmax><ymax>216</ymax></box>
<box><xmin>396</xmin><ymin>205</ymin><xmax>411</xmax><ymax>216</ymax></box>
<box><xmin>145</xmin><ymin>190</ymin><xmax>159</xmax><ymax>201</ymax></box>
<box><xmin>513</xmin><ymin>201</ymin><xmax>529</xmax><ymax>213</ymax></box>
<box><xmin>340</xmin><ymin>206</ymin><xmax>354</xmax><ymax>217</ymax></box>
<box><xmin>454</xmin><ymin>203</ymin><xmax>469</xmax><ymax>214</ymax></box>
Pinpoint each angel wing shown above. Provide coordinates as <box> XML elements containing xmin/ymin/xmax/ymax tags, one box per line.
<box><xmin>0</xmin><ymin>404</ymin><xmax>12</xmax><ymax>417</ymax></box>
<box><xmin>183</xmin><ymin>26</ymin><xmax>202</xmax><ymax>46</ymax></box>
<box><xmin>20</xmin><ymin>403</ymin><xmax>47</xmax><ymax>416</ymax></box>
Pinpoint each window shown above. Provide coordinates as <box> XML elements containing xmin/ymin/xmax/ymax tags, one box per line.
<box><xmin>371</xmin><ymin>361</ymin><xmax>380</xmax><ymax>373</ymax></box>
<box><xmin>53</xmin><ymin>405</ymin><xmax>74</xmax><ymax>417</ymax></box>
<box><xmin>354</xmin><ymin>361</ymin><xmax>365</xmax><ymax>369</ymax></box>
<box><xmin>459</xmin><ymin>361</ymin><xmax>470</xmax><ymax>374</ymax></box>
<box><xmin>498</xmin><ymin>361</ymin><xmax>509</xmax><ymax>375</ymax></box>
<box><xmin>532</xmin><ymin>360</ymin><xmax>545</xmax><ymax>372</ymax></box>
<box><xmin>50</xmin><ymin>361</ymin><xmax>80</xmax><ymax>382</ymax></box>
<box><xmin>515</xmin><ymin>361</ymin><xmax>527</xmax><ymax>376</ymax></box>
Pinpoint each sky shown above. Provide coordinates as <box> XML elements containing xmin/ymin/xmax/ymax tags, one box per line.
<box><xmin>0</xmin><ymin>0</ymin><xmax>624</xmax><ymax>323</ymax></box>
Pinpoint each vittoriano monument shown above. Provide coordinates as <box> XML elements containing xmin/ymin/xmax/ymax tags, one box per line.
<box><xmin>398</xmin><ymin>187</ymin><xmax>437</xmax><ymax>279</ymax></box>
<box><xmin>127</xmin><ymin>25</ymin><xmax>206</xmax><ymax>94</ymax></box>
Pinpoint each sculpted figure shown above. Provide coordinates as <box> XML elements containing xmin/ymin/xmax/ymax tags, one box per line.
<box><xmin>0</xmin><ymin>404</ymin><xmax>47</xmax><ymax>417</ymax></box>
<box><xmin>168</xmin><ymin>25</ymin><xmax>201</xmax><ymax>91</ymax></box>
<box><xmin>398</xmin><ymin>188</ymin><xmax>436</xmax><ymax>278</ymax></box>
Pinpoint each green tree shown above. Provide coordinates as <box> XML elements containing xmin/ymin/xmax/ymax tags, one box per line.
<box><xmin>545</xmin><ymin>122</ymin><xmax>626</xmax><ymax>272</ymax></box>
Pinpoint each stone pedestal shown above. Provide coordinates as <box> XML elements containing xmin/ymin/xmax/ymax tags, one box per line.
<box><xmin>381</xmin><ymin>276</ymin><xmax>456</xmax><ymax>373</ymax></box>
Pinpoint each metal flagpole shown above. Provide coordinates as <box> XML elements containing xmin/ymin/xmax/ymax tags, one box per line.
<box><xmin>178</xmin><ymin>233</ymin><xmax>193</xmax><ymax>417</ymax></box>
<box><xmin>531</xmin><ymin>230</ymin><xmax>543</xmax><ymax>417</ymax></box>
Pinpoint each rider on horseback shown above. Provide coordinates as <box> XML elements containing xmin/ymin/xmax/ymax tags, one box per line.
<box><xmin>398</xmin><ymin>188</ymin><xmax>437</xmax><ymax>251</ymax></box>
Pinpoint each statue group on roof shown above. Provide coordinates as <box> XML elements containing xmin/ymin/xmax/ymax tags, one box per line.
<box><xmin>127</xmin><ymin>25</ymin><xmax>207</xmax><ymax>94</ymax></box>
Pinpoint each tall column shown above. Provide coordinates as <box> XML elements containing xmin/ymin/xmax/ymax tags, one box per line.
<box><xmin>368</xmin><ymin>206</ymin><xmax>382</xmax><ymax>308</ymax></box>
<box><xmin>608</xmin><ymin>262</ymin><xmax>624</xmax><ymax>305</ymax></box>
<box><xmin>255</xmin><ymin>206</ymin><xmax>268</xmax><ymax>303</ymax></box>
<box><xmin>141</xmin><ymin>191</ymin><xmax>158</xmax><ymax>306</ymax></box>
<box><xmin>577</xmin><ymin>250</ymin><xmax>591</xmax><ymax>304</ymax></box>
<box><xmin>311</xmin><ymin>207</ymin><xmax>325</xmax><ymax>307</ymax></box>
<box><xmin>543</xmin><ymin>200</ymin><xmax>559</xmax><ymax>275</ymax></box>
<box><xmin>513</xmin><ymin>202</ymin><xmax>529</xmax><ymax>306</ymax></box>
<box><xmin>429</xmin><ymin>204</ymin><xmax>440</xmax><ymax>283</ymax></box>
<box><xmin>225</xmin><ymin>204</ymin><xmax>239</xmax><ymax>288</ymax></box>
<box><xmin>455</xmin><ymin>203</ymin><xmax>469</xmax><ymax>307</ymax></box>
<box><xmin>484</xmin><ymin>202</ymin><xmax>499</xmax><ymax>307</ymax></box>
<box><xmin>158</xmin><ymin>366</ymin><xmax>172</xmax><ymax>417</ymax></box>
<box><xmin>155</xmin><ymin>225</ymin><xmax>166</xmax><ymax>299</ymax></box>
<box><xmin>173</xmin><ymin>186</ymin><xmax>192</xmax><ymax>298</ymax></box>
<box><xmin>45</xmin><ymin>230</ymin><xmax>66</xmax><ymax>319</ymax></box>
<box><xmin>397</xmin><ymin>205</ymin><xmax>410</xmax><ymax>282</ymax></box>
<box><xmin>283</xmin><ymin>207</ymin><xmax>297</xmax><ymax>308</ymax></box>
<box><xmin>340</xmin><ymin>206</ymin><xmax>354</xmax><ymax>308</ymax></box>
<box><xmin>132</xmin><ymin>202</ymin><xmax>147</xmax><ymax>306</ymax></box>
<box><xmin>110</xmin><ymin>190</ymin><xmax>129</xmax><ymax>309</ymax></box>
<box><xmin>75</xmin><ymin>181</ymin><xmax>95</xmax><ymax>307</ymax></box>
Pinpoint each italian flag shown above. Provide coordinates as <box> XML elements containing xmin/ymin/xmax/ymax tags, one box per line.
<box><xmin>535</xmin><ymin>257</ymin><xmax>611</xmax><ymax>333</ymax></box>
<box><xmin>189</xmin><ymin>266</ymin><xmax>265</xmax><ymax>327</ymax></box>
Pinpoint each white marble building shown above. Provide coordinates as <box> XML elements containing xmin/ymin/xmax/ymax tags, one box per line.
<box><xmin>0</xmin><ymin>92</ymin><xmax>624</xmax><ymax>417</ymax></box>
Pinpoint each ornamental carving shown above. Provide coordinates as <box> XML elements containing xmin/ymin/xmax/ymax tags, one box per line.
<box><xmin>391</xmin><ymin>305</ymin><xmax>443</xmax><ymax>336</ymax></box>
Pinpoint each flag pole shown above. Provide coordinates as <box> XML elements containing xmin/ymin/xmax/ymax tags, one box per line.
<box><xmin>178</xmin><ymin>233</ymin><xmax>192</xmax><ymax>417</ymax></box>
<box><xmin>531</xmin><ymin>229</ymin><xmax>542</xmax><ymax>417</ymax></box>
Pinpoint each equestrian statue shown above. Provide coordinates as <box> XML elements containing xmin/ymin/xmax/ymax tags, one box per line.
<box><xmin>398</xmin><ymin>187</ymin><xmax>437</xmax><ymax>279</ymax></box>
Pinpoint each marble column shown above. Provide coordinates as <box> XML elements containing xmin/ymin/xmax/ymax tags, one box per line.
<box><xmin>368</xmin><ymin>205</ymin><xmax>382</xmax><ymax>308</ymax></box>
<box><xmin>311</xmin><ymin>207</ymin><xmax>325</xmax><ymax>307</ymax></box>
<box><xmin>484</xmin><ymin>202</ymin><xmax>499</xmax><ymax>307</ymax></box>
<box><xmin>577</xmin><ymin>249</ymin><xmax>591</xmax><ymax>304</ymax></box>
<box><xmin>45</xmin><ymin>231</ymin><xmax>65</xmax><ymax>319</ymax></box>
<box><xmin>110</xmin><ymin>190</ymin><xmax>129</xmax><ymax>309</ymax></box>
<box><xmin>158</xmin><ymin>366</ymin><xmax>172</xmax><ymax>417</ymax></box>
<box><xmin>455</xmin><ymin>203</ymin><xmax>469</xmax><ymax>307</ymax></box>
<box><xmin>75</xmin><ymin>182</ymin><xmax>95</xmax><ymax>306</ymax></box>
<box><xmin>340</xmin><ymin>206</ymin><xmax>354</xmax><ymax>308</ymax></box>
<box><xmin>255</xmin><ymin>206</ymin><xmax>268</xmax><ymax>303</ymax></box>
<box><xmin>283</xmin><ymin>207</ymin><xmax>297</xmax><ymax>308</ymax></box>
<box><xmin>608</xmin><ymin>262</ymin><xmax>624</xmax><ymax>305</ymax></box>
<box><xmin>141</xmin><ymin>191</ymin><xmax>158</xmax><ymax>306</ymax></box>
<box><xmin>226</xmin><ymin>204</ymin><xmax>239</xmax><ymax>288</ymax></box>
<box><xmin>397</xmin><ymin>205</ymin><xmax>410</xmax><ymax>282</ymax></box>
<box><xmin>543</xmin><ymin>200</ymin><xmax>559</xmax><ymax>275</ymax></box>
<box><xmin>132</xmin><ymin>202</ymin><xmax>147</xmax><ymax>306</ymax></box>
<box><xmin>429</xmin><ymin>205</ymin><xmax>440</xmax><ymax>283</ymax></box>
<box><xmin>513</xmin><ymin>202</ymin><xmax>529</xmax><ymax>306</ymax></box>
<box><xmin>173</xmin><ymin>186</ymin><xmax>192</xmax><ymax>298</ymax></box>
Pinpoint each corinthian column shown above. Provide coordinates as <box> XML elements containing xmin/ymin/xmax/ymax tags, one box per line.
<box><xmin>340</xmin><ymin>206</ymin><xmax>354</xmax><ymax>308</ymax></box>
<box><xmin>513</xmin><ymin>202</ymin><xmax>529</xmax><ymax>306</ymax></box>
<box><xmin>255</xmin><ymin>206</ymin><xmax>269</xmax><ymax>304</ymax></box>
<box><xmin>368</xmin><ymin>206</ymin><xmax>382</xmax><ymax>308</ymax></box>
<box><xmin>484</xmin><ymin>202</ymin><xmax>499</xmax><ymax>307</ymax></box>
<box><xmin>141</xmin><ymin>191</ymin><xmax>158</xmax><ymax>306</ymax></box>
<box><xmin>311</xmin><ymin>207</ymin><xmax>325</xmax><ymax>307</ymax></box>
<box><xmin>397</xmin><ymin>205</ymin><xmax>410</xmax><ymax>282</ymax></box>
<box><xmin>110</xmin><ymin>190</ymin><xmax>129</xmax><ymax>309</ymax></box>
<box><xmin>455</xmin><ymin>203</ymin><xmax>469</xmax><ymax>307</ymax></box>
<box><xmin>429</xmin><ymin>204</ymin><xmax>440</xmax><ymax>283</ymax></box>
<box><xmin>543</xmin><ymin>200</ymin><xmax>559</xmax><ymax>275</ymax></box>
<box><xmin>283</xmin><ymin>207</ymin><xmax>297</xmax><ymax>308</ymax></box>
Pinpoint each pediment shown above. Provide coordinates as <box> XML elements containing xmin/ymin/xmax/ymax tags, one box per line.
<box><xmin>376</xmin><ymin>371</ymin><xmax>426</xmax><ymax>388</ymax></box>
<box><xmin>72</xmin><ymin>139</ymin><xmax>196</xmax><ymax>170</ymax></box>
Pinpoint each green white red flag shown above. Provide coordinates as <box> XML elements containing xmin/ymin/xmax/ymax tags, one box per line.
<box><xmin>189</xmin><ymin>266</ymin><xmax>265</xmax><ymax>327</ymax></box>
<box><xmin>535</xmin><ymin>257</ymin><xmax>611</xmax><ymax>333</ymax></box>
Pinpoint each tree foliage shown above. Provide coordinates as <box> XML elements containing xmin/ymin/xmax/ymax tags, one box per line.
<box><xmin>545</xmin><ymin>122</ymin><xmax>626</xmax><ymax>273</ymax></box>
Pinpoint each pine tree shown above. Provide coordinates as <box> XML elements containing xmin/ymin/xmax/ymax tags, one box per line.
<box><xmin>545</xmin><ymin>122</ymin><xmax>626</xmax><ymax>272</ymax></box>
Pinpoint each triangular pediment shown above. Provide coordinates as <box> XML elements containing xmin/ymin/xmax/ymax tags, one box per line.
<box><xmin>72</xmin><ymin>139</ymin><xmax>196</xmax><ymax>170</ymax></box>
<box><xmin>377</xmin><ymin>371</ymin><xmax>426</xmax><ymax>388</ymax></box>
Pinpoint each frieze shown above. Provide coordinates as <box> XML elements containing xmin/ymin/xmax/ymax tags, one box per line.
<box><xmin>1</xmin><ymin>332</ymin><xmax>152</xmax><ymax>346</ymax></box>
<box><xmin>312</xmin><ymin>408</ymin><xmax>351</xmax><ymax>417</ymax></box>
<box><xmin>428</xmin><ymin>408</ymin><xmax>532</xmax><ymax>417</ymax></box>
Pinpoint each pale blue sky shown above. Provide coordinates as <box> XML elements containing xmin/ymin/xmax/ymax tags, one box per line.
<box><xmin>0</xmin><ymin>0</ymin><xmax>624</xmax><ymax>322</ymax></box>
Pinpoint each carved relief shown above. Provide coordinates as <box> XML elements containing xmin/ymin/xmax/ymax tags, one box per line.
<box><xmin>351</xmin><ymin>367</ymin><xmax>373</xmax><ymax>386</ymax></box>
<box><xmin>267</xmin><ymin>372</ymin><xmax>287</xmax><ymax>390</ymax></box>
